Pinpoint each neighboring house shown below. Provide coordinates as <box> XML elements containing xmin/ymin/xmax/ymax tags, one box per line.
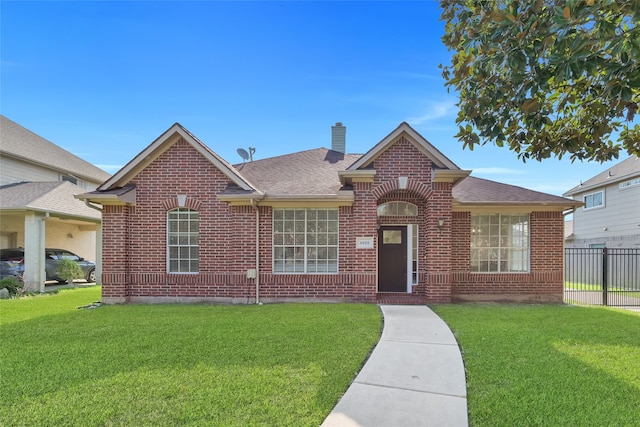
<box><xmin>0</xmin><ymin>115</ymin><xmax>111</xmax><ymax>291</ymax></box>
<box><xmin>78</xmin><ymin>122</ymin><xmax>580</xmax><ymax>305</ymax></box>
<box><xmin>564</xmin><ymin>155</ymin><xmax>640</xmax><ymax>248</ymax></box>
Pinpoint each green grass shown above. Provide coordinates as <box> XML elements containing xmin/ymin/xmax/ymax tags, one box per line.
<box><xmin>565</xmin><ymin>281</ymin><xmax>640</xmax><ymax>292</ymax></box>
<box><xmin>0</xmin><ymin>287</ymin><xmax>382</xmax><ymax>426</ymax></box>
<box><xmin>564</xmin><ymin>282</ymin><xmax>640</xmax><ymax>300</ymax></box>
<box><xmin>432</xmin><ymin>304</ymin><xmax>640</xmax><ymax>427</ymax></box>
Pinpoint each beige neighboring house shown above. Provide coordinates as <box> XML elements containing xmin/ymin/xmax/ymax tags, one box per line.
<box><xmin>0</xmin><ymin>115</ymin><xmax>111</xmax><ymax>291</ymax></box>
<box><xmin>564</xmin><ymin>155</ymin><xmax>640</xmax><ymax>248</ymax></box>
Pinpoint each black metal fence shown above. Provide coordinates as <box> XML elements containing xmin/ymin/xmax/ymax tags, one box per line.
<box><xmin>565</xmin><ymin>248</ymin><xmax>640</xmax><ymax>307</ymax></box>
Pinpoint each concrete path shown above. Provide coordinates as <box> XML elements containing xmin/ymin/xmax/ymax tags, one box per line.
<box><xmin>322</xmin><ymin>305</ymin><xmax>468</xmax><ymax>427</ymax></box>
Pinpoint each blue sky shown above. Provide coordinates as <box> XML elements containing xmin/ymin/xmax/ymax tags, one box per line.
<box><xmin>1</xmin><ymin>1</ymin><xmax>624</xmax><ymax>196</ymax></box>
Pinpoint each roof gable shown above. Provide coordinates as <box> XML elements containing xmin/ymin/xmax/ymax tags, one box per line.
<box><xmin>98</xmin><ymin>123</ymin><xmax>257</xmax><ymax>192</ymax></box>
<box><xmin>0</xmin><ymin>115</ymin><xmax>111</xmax><ymax>184</ymax></box>
<box><xmin>347</xmin><ymin>122</ymin><xmax>459</xmax><ymax>171</ymax></box>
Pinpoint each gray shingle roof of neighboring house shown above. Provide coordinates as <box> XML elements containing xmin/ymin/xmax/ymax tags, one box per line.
<box><xmin>453</xmin><ymin>176</ymin><xmax>577</xmax><ymax>205</ymax></box>
<box><xmin>0</xmin><ymin>181</ymin><xmax>101</xmax><ymax>221</ymax></box>
<box><xmin>0</xmin><ymin>115</ymin><xmax>111</xmax><ymax>184</ymax></box>
<box><xmin>232</xmin><ymin>148</ymin><xmax>362</xmax><ymax>195</ymax></box>
<box><xmin>564</xmin><ymin>155</ymin><xmax>640</xmax><ymax>196</ymax></box>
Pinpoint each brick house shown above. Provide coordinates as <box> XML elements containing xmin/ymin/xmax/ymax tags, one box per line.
<box><xmin>78</xmin><ymin>122</ymin><xmax>580</xmax><ymax>304</ymax></box>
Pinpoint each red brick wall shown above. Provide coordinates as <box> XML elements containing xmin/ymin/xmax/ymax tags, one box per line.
<box><xmin>101</xmin><ymin>134</ymin><xmax>566</xmax><ymax>304</ymax></box>
<box><xmin>450</xmin><ymin>211</ymin><xmax>565</xmax><ymax>303</ymax></box>
<box><xmin>101</xmin><ymin>138</ymin><xmax>257</xmax><ymax>302</ymax></box>
<box><xmin>102</xmin><ymin>205</ymin><xmax>130</xmax><ymax>300</ymax></box>
<box><xmin>371</xmin><ymin>138</ymin><xmax>454</xmax><ymax>302</ymax></box>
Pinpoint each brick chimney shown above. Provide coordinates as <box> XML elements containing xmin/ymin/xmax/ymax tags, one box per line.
<box><xmin>331</xmin><ymin>122</ymin><xmax>346</xmax><ymax>153</ymax></box>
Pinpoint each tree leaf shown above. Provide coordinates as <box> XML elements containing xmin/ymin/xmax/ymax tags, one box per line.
<box><xmin>521</xmin><ymin>99</ymin><xmax>540</xmax><ymax>113</ymax></box>
<box><xmin>439</xmin><ymin>0</ymin><xmax>640</xmax><ymax>162</ymax></box>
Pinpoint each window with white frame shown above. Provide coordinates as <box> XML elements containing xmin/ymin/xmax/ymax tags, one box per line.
<box><xmin>619</xmin><ymin>177</ymin><xmax>640</xmax><ymax>189</ymax></box>
<box><xmin>273</xmin><ymin>209</ymin><xmax>338</xmax><ymax>273</ymax></box>
<box><xmin>61</xmin><ymin>175</ymin><xmax>78</xmax><ymax>185</ymax></box>
<box><xmin>583</xmin><ymin>191</ymin><xmax>604</xmax><ymax>209</ymax></box>
<box><xmin>411</xmin><ymin>224</ymin><xmax>418</xmax><ymax>284</ymax></box>
<box><xmin>377</xmin><ymin>201</ymin><xmax>418</xmax><ymax>216</ymax></box>
<box><xmin>167</xmin><ymin>208</ymin><xmax>199</xmax><ymax>273</ymax></box>
<box><xmin>471</xmin><ymin>214</ymin><xmax>529</xmax><ymax>273</ymax></box>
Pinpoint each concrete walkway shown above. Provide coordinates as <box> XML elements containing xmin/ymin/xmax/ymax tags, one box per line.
<box><xmin>322</xmin><ymin>305</ymin><xmax>468</xmax><ymax>427</ymax></box>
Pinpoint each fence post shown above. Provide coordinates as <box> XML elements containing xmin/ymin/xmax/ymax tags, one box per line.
<box><xmin>602</xmin><ymin>247</ymin><xmax>608</xmax><ymax>306</ymax></box>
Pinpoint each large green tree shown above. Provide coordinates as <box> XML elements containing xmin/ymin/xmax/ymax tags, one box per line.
<box><xmin>440</xmin><ymin>0</ymin><xmax>640</xmax><ymax>162</ymax></box>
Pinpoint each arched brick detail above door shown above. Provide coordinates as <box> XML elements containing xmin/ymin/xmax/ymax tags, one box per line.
<box><xmin>372</xmin><ymin>178</ymin><xmax>433</xmax><ymax>200</ymax></box>
<box><xmin>161</xmin><ymin>195</ymin><xmax>202</xmax><ymax>211</ymax></box>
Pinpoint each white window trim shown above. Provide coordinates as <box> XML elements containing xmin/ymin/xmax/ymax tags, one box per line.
<box><xmin>167</xmin><ymin>208</ymin><xmax>199</xmax><ymax>274</ymax></box>
<box><xmin>377</xmin><ymin>201</ymin><xmax>418</xmax><ymax>217</ymax></box>
<box><xmin>272</xmin><ymin>208</ymin><xmax>339</xmax><ymax>275</ymax></box>
<box><xmin>583</xmin><ymin>190</ymin><xmax>605</xmax><ymax>210</ymax></box>
<box><xmin>619</xmin><ymin>177</ymin><xmax>640</xmax><ymax>190</ymax></box>
<box><xmin>407</xmin><ymin>224</ymin><xmax>417</xmax><ymax>292</ymax></box>
<box><xmin>378</xmin><ymin>224</ymin><xmax>417</xmax><ymax>292</ymax></box>
<box><xmin>470</xmin><ymin>214</ymin><xmax>530</xmax><ymax>274</ymax></box>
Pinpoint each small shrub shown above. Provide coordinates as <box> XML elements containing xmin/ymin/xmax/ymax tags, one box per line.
<box><xmin>57</xmin><ymin>259</ymin><xmax>84</xmax><ymax>285</ymax></box>
<box><xmin>0</xmin><ymin>277</ymin><xmax>24</xmax><ymax>296</ymax></box>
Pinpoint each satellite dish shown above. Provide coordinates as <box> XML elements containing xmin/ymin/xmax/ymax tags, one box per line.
<box><xmin>237</xmin><ymin>148</ymin><xmax>250</xmax><ymax>162</ymax></box>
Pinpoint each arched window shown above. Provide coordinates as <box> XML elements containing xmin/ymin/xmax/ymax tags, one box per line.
<box><xmin>167</xmin><ymin>208</ymin><xmax>199</xmax><ymax>273</ymax></box>
<box><xmin>377</xmin><ymin>201</ymin><xmax>418</xmax><ymax>216</ymax></box>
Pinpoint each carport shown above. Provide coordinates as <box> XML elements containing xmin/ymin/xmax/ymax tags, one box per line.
<box><xmin>0</xmin><ymin>181</ymin><xmax>102</xmax><ymax>292</ymax></box>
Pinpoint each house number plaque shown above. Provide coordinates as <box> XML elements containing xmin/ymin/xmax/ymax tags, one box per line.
<box><xmin>356</xmin><ymin>237</ymin><xmax>375</xmax><ymax>249</ymax></box>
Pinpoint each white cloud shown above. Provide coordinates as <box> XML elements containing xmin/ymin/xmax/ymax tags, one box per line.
<box><xmin>407</xmin><ymin>100</ymin><xmax>457</xmax><ymax>125</ymax></box>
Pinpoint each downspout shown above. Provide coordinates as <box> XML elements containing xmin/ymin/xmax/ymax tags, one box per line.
<box><xmin>84</xmin><ymin>200</ymin><xmax>103</xmax><ymax>212</ymax></box>
<box><xmin>249</xmin><ymin>197</ymin><xmax>262</xmax><ymax>304</ymax></box>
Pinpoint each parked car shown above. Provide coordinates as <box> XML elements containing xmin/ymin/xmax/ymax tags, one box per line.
<box><xmin>0</xmin><ymin>248</ymin><xmax>96</xmax><ymax>283</ymax></box>
<box><xmin>0</xmin><ymin>260</ymin><xmax>24</xmax><ymax>282</ymax></box>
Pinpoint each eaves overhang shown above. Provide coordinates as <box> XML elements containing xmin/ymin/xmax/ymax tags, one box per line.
<box><xmin>0</xmin><ymin>207</ymin><xmax>101</xmax><ymax>223</ymax></box>
<box><xmin>452</xmin><ymin>199</ymin><xmax>584</xmax><ymax>213</ymax></box>
<box><xmin>218</xmin><ymin>191</ymin><xmax>354</xmax><ymax>207</ymax></box>
<box><xmin>338</xmin><ymin>170</ymin><xmax>376</xmax><ymax>185</ymax></box>
<box><xmin>563</xmin><ymin>171</ymin><xmax>640</xmax><ymax>196</ymax></box>
<box><xmin>433</xmin><ymin>169</ymin><xmax>472</xmax><ymax>186</ymax></box>
<box><xmin>75</xmin><ymin>186</ymin><xmax>137</xmax><ymax>206</ymax></box>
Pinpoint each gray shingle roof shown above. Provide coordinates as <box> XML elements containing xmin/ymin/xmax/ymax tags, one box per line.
<box><xmin>232</xmin><ymin>148</ymin><xmax>361</xmax><ymax>195</ymax></box>
<box><xmin>0</xmin><ymin>181</ymin><xmax>101</xmax><ymax>220</ymax></box>
<box><xmin>564</xmin><ymin>155</ymin><xmax>640</xmax><ymax>196</ymax></box>
<box><xmin>453</xmin><ymin>176</ymin><xmax>578</xmax><ymax>205</ymax></box>
<box><xmin>229</xmin><ymin>148</ymin><xmax>574</xmax><ymax>206</ymax></box>
<box><xmin>0</xmin><ymin>115</ymin><xmax>111</xmax><ymax>184</ymax></box>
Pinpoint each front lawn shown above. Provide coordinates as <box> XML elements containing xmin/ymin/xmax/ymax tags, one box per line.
<box><xmin>433</xmin><ymin>304</ymin><xmax>640</xmax><ymax>427</ymax></box>
<box><xmin>0</xmin><ymin>287</ymin><xmax>381</xmax><ymax>426</ymax></box>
